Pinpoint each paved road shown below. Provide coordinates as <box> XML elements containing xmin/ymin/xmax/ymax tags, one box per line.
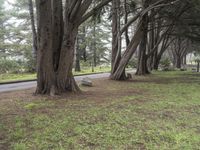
<box><xmin>0</xmin><ymin>73</ymin><xmax>110</xmax><ymax>93</ymax></box>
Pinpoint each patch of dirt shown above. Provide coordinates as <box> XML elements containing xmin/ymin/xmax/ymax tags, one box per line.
<box><xmin>0</xmin><ymin>78</ymin><xmax>145</xmax><ymax>113</ymax></box>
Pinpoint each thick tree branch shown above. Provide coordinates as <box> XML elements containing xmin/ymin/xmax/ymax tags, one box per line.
<box><xmin>79</xmin><ymin>0</ymin><xmax>112</xmax><ymax>25</ymax></box>
<box><xmin>120</xmin><ymin>0</ymin><xmax>181</xmax><ymax>34</ymax></box>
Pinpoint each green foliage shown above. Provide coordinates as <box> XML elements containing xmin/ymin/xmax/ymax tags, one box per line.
<box><xmin>78</xmin><ymin>18</ymin><xmax>111</xmax><ymax>66</ymax></box>
<box><xmin>195</xmin><ymin>58</ymin><xmax>200</xmax><ymax>63</ymax></box>
<box><xmin>0</xmin><ymin>73</ymin><xmax>36</xmax><ymax>82</ymax></box>
<box><xmin>0</xmin><ymin>0</ymin><xmax>34</xmax><ymax>72</ymax></box>
<box><xmin>0</xmin><ymin>58</ymin><xmax>35</xmax><ymax>74</ymax></box>
<box><xmin>0</xmin><ymin>59</ymin><xmax>22</xmax><ymax>73</ymax></box>
<box><xmin>160</xmin><ymin>58</ymin><xmax>171</xmax><ymax>71</ymax></box>
<box><xmin>24</xmin><ymin>103</ymin><xmax>39</xmax><ymax>110</ymax></box>
<box><xmin>127</xmin><ymin>57</ymin><xmax>137</xmax><ymax>68</ymax></box>
<box><xmin>23</xmin><ymin>49</ymin><xmax>36</xmax><ymax>73</ymax></box>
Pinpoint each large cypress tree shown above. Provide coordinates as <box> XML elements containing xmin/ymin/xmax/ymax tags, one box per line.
<box><xmin>35</xmin><ymin>0</ymin><xmax>111</xmax><ymax>95</ymax></box>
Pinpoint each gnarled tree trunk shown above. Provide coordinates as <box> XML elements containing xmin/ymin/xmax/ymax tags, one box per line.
<box><xmin>75</xmin><ymin>36</ymin><xmax>81</xmax><ymax>72</ymax></box>
<box><xmin>35</xmin><ymin>0</ymin><xmax>111</xmax><ymax>95</ymax></box>
<box><xmin>110</xmin><ymin>22</ymin><xmax>143</xmax><ymax>80</ymax></box>
<box><xmin>136</xmin><ymin>28</ymin><xmax>150</xmax><ymax>75</ymax></box>
<box><xmin>110</xmin><ymin>0</ymin><xmax>126</xmax><ymax>80</ymax></box>
<box><xmin>176</xmin><ymin>55</ymin><xmax>182</xmax><ymax>69</ymax></box>
<box><xmin>136</xmin><ymin>1</ymin><xmax>150</xmax><ymax>75</ymax></box>
<box><xmin>36</xmin><ymin>0</ymin><xmax>56</xmax><ymax>94</ymax></box>
<box><xmin>197</xmin><ymin>61</ymin><xmax>200</xmax><ymax>72</ymax></box>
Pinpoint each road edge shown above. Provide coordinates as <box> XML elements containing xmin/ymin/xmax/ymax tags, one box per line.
<box><xmin>0</xmin><ymin>72</ymin><xmax>111</xmax><ymax>85</ymax></box>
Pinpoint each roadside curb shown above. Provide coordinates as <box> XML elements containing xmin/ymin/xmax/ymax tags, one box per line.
<box><xmin>0</xmin><ymin>72</ymin><xmax>110</xmax><ymax>85</ymax></box>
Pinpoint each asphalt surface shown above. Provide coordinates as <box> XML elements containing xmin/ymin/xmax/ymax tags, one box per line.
<box><xmin>0</xmin><ymin>73</ymin><xmax>110</xmax><ymax>93</ymax></box>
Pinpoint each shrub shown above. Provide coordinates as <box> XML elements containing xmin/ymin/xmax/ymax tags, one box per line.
<box><xmin>160</xmin><ymin>58</ymin><xmax>171</xmax><ymax>71</ymax></box>
<box><xmin>127</xmin><ymin>58</ymin><xmax>138</xmax><ymax>68</ymax></box>
<box><xmin>0</xmin><ymin>59</ymin><xmax>22</xmax><ymax>74</ymax></box>
<box><xmin>23</xmin><ymin>58</ymin><xmax>36</xmax><ymax>73</ymax></box>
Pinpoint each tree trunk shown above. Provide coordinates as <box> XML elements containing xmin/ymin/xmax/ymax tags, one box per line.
<box><xmin>35</xmin><ymin>0</ymin><xmax>113</xmax><ymax>95</ymax></box>
<box><xmin>153</xmin><ymin>58</ymin><xmax>160</xmax><ymax>70</ymax></box>
<box><xmin>110</xmin><ymin>0</ymin><xmax>126</xmax><ymax>80</ymax></box>
<box><xmin>52</xmin><ymin>0</ymin><xmax>63</xmax><ymax>71</ymax></box>
<box><xmin>148</xmin><ymin>9</ymin><xmax>155</xmax><ymax>71</ymax></box>
<box><xmin>136</xmin><ymin>54</ymin><xmax>149</xmax><ymax>75</ymax></box>
<box><xmin>110</xmin><ymin>23</ymin><xmax>143</xmax><ymax>80</ymax></box>
<box><xmin>56</xmin><ymin>26</ymin><xmax>80</xmax><ymax>93</ymax></box>
<box><xmin>28</xmin><ymin>0</ymin><xmax>37</xmax><ymax>72</ymax></box>
<box><xmin>183</xmin><ymin>54</ymin><xmax>187</xmax><ymax>65</ymax></box>
<box><xmin>153</xmin><ymin>46</ymin><xmax>167</xmax><ymax>70</ymax></box>
<box><xmin>153</xmin><ymin>44</ymin><xmax>166</xmax><ymax>70</ymax></box>
<box><xmin>75</xmin><ymin>36</ymin><xmax>81</xmax><ymax>72</ymax></box>
<box><xmin>75</xmin><ymin>55</ymin><xmax>81</xmax><ymax>72</ymax></box>
<box><xmin>35</xmin><ymin>0</ymin><xmax>80</xmax><ymax>95</ymax></box>
<box><xmin>176</xmin><ymin>55</ymin><xmax>182</xmax><ymax>69</ymax></box>
<box><xmin>35</xmin><ymin>0</ymin><xmax>55</xmax><ymax>94</ymax></box>
<box><xmin>197</xmin><ymin>62</ymin><xmax>200</xmax><ymax>72</ymax></box>
<box><xmin>92</xmin><ymin>21</ymin><xmax>97</xmax><ymax>67</ymax></box>
<box><xmin>111</xmin><ymin>0</ymin><xmax>120</xmax><ymax>74</ymax></box>
<box><xmin>81</xmin><ymin>26</ymin><xmax>87</xmax><ymax>62</ymax></box>
<box><xmin>136</xmin><ymin>34</ymin><xmax>150</xmax><ymax>75</ymax></box>
<box><xmin>124</xmin><ymin>0</ymin><xmax>130</xmax><ymax>47</ymax></box>
<box><xmin>136</xmin><ymin>3</ymin><xmax>149</xmax><ymax>75</ymax></box>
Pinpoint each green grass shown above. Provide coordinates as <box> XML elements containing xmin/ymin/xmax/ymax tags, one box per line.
<box><xmin>0</xmin><ymin>73</ymin><xmax>36</xmax><ymax>82</ymax></box>
<box><xmin>0</xmin><ymin>71</ymin><xmax>200</xmax><ymax>149</ymax></box>
<box><xmin>0</xmin><ymin>66</ymin><xmax>111</xmax><ymax>83</ymax></box>
<box><xmin>72</xmin><ymin>66</ymin><xmax>111</xmax><ymax>75</ymax></box>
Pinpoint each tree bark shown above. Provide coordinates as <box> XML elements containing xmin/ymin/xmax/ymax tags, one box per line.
<box><xmin>111</xmin><ymin>0</ymin><xmax>120</xmax><ymax>74</ymax></box>
<box><xmin>136</xmin><ymin>28</ymin><xmax>150</xmax><ymax>75</ymax></box>
<box><xmin>197</xmin><ymin>61</ymin><xmax>200</xmax><ymax>72</ymax></box>
<box><xmin>110</xmin><ymin>22</ymin><xmax>143</xmax><ymax>80</ymax></box>
<box><xmin>110</xmin><ymin>0</ymin><xmax>126</xmax><ymax>80</ymax></box>
<box><xmin>52</xmin><ymin>0</ymin><xmax>63</xmax><ymax>71</ymax></box>
<box><xmin>148</xmin><ymin>9</ymin><xmax>155</xmax><ymax>71</ymax></box>
<box><xmin>35</xmin><ymin>0</ymin><xmax>55</xmax><ymax>94</ymax></box>
<box><xmin>35</xmin><ymin>0</ymin><xmax>81</xmax><ymax>95</ymax></box>
<box><xmin>56</xmin><ymin>25</ymin><xmax>80</xmax><ymax>93</ymax></box>
<box><xmin>92</xmin><ymin>21</ymin><xmax>97</xmax><ymax>67</ymax></box>
<box><xmin>176</xmin><ymin>55</ymin><xmax>182</xmax><ymax>69</ymax></box>
<box><xmin>136</xmin><ymin>1</ymin><xmax>150</xmax><ymax>75</ymax></box>
<box><xmin>35</xmin><ymin>0</ymin><xmax>114</xmax><ymax>95</ymax></box>
<box><xmin>81</xmin><ymin>26</ymin><xmax>87</xmax><ymax>62</ymax></box>
<box><xmin>75</xmin><ymin>35</ymin><xmax>81</xmax><ymax>72</ymax></box>
<box><xmin>183</xmin><ymin>54</ymin><xmax>187</xmax><ymax>65</ymax></box>
<box><xmin>171</xmin><ymin>38</ymin><xmax>188</xmax><ymax>69</ymax></box>
<box><xmin>28</xmin><ymin>0</ymin><xmax>37</xmax><ymax>72</ymax></box>
<box><xmin>124</xmin><ymin>0</ymin><xmax>130</xmax><ymax>47</ymax></box>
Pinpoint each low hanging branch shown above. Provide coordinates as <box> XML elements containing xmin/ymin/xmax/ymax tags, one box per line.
<box><xmin>120</xmin><ymin>0</ymin><xmax>181</xmax><ymax>35</ymax></box>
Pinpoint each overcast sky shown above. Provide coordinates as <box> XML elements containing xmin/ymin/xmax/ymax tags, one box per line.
<box><xmin>4</xmin><ymin>0</ymin><xmax>15</xmax><ymax>10</ymax></box>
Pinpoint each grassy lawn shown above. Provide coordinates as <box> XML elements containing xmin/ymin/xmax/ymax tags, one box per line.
<box><xmin>0</xmin><ymin>71</ymin><xmax>200</xmax><ymax>149</ymax></box>
<box><xmin>0</xmin><ymin>73</ymin><xmax>37</xmax><ymax>83</ymax></box>
<box><xmin>0</xmin><ymin>66</ymin><xmax>111</xmax><ymax>83</ymax></box>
